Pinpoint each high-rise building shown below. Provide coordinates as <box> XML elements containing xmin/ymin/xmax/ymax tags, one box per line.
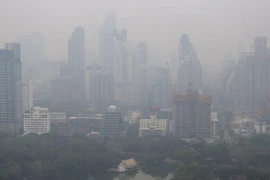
<box><xmin>100</xmin><ymin>105</ymin><xmax>123</xmax><ymax>137</ymax></box>
<box><xmin>173</xmin><ymin>89</ymin><xmax>212</xmax><ymax>138</ymax></box>
<box><xmin>0</xmin><ymin>43</ymin><xmax>23</xmax><ymax>134</ymax></box>
<box><xmin>22</xmin><ymin>80</ymin><xmax>33</xmax><ymax>113</ymax></box>
<box><xmin>87</xmin><ymin>64</ymin><xmax>114</xmax><ymax>108</ymax></box>
<box><xmin>177</xmin><ymin>34</ymin><xmax>202</xmax><ymax>93</ymax></box>
<box><xmin>113</xmin><ymin>30</ymin><xmax>140</xmax><ymax>105</ymax></box>
<box><xmin>226</xmin><ymin>37</ymin><xmax>270</xmax><ymax>114</ymax></box>
<box><xmin>99</xmin><ymin>12</ymin><xmax>116</xmax><ymax>73</ymax></box>
<box><xmin>51</xmin><ymin>63</ymin><xmax>72</xmax><ymax>107</ymax></box>
<box><xmin>153</xmin><ymin>67</ymin><xmax>170</xmax><ymax>108</ymax></box>
<box><xmin>68</xmin><ymin>27</ymin><xmax>86</xmax><ymax>102</ymax></box>
<box><xmin>137</xmin><ymin>42</ymin><xmax>148</xmax><ymax>66</ymax></box>
<box><xmin>139</xmin><ymin>66</ymin><xmax>156</xmax><ymax>106</ymax></box>
<box><xmin>23</xmin><ymin>106</ymin><xmax>51</xmax><ymax>135</ymax></box>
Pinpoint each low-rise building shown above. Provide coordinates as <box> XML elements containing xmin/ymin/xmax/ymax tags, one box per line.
<box><xmin>23</xmin><ymin>107</ymin><xmax>51</xmax><ymax>135</ymax></box>
<box><xmin>139</xmin><ymin>115</ymin><xmax>167</xmax><ymax>137</ymax></box>
<box><xmin>50</xmin><ymin>112</ymin><xmax>67</xmax><ymax>123</ymax></box>
<box><xmin>55</xmin><ymin>121</ymin><xmax>73</xmax><ymax>136</ymax></box>
<box><xmin>118</xmin><ymin>158</ymin><xmax>138</xmax><ymax>172</ymax></box>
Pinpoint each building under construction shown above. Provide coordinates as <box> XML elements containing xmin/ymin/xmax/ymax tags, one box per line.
<box><xmin>173</xmin><ymin>88</ymin><xmax>212</xmax><ymax>138</ymax></box>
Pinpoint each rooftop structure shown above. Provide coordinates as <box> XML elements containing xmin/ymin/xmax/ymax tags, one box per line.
<box><xmin>118</xmin><ymin>158</ymin><xmax>138</xmax><ymax>172</ymax></box>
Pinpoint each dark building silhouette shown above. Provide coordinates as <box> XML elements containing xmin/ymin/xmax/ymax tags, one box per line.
<box><xmin>173</xmin><ymin>89</ymin><xmax>212</xmax><ymax>138</ymax></box>
<box><xmin>87</xmin><ymin>65</ymin><xmax>114</xmax><ymax>108</ymax></box>
<box><xmin>100</xmin><ymin>105</ymin><xmax>123</xmax><ymax>137</ymax></box>
<box><xmin>0</xmin><ymin>43</ymin><xmax>22</xmax><ymax>134</ymax></box>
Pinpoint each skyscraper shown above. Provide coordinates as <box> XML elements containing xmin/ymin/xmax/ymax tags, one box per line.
<box><xmin>226</xmin><ymin>37</ymin><xmax>270</xmax><ymax>113</ymax></box>
<box><xmin>0</xmin><ymin>43</ymin><xmax>22</xmax><ymax>134</ymax></box>
<box><xmin>137</xmin><ymin>42</ymin><xmax>148</xmax><ymax>66</ymax></box>
<box><xmin>177</xmin><ymin>34</ymin><xmax>202</xmax><ymax>93</ymax></box>
<box><xmin>68</xmin><ymin>27</ymin><xmax>86</xmax><ymax>102</ymax></box>
<box><xmin>113</xmin><ymin>30</ymin><xmax>140</xmax><ymax>105</ymax></box>
<box><xmin>153</xmin><ymin>67</ymin><xmax>170</xmax><ymax>108</ymax></box>
<box><xmin>99</xmin><ymin>12</ymin><xmax>116</xmax><ymax>73</ymax></box>
<box><xmin>139</xmin><ymin>66</ymin><xmax>156</xmax><ymax>106</ymax></box>
<box><xmin>87</xmin><ymin>64</ymin><xmax>114</xmax><ymax>108</ymax></box>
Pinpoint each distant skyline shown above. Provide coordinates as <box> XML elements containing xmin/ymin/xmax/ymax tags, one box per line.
<box><xmin>2</xmin><ymin>0</ymin><xmax>270</xmax><ymax>74</ymax></box>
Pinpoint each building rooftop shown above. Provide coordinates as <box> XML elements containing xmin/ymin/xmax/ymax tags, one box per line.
<box><xmin>121</xmin><ymin>158</ymin><xmax>137</xmax><ymax>168</ymax></box>
<box><xmin>107</xmin><ymin>105</ymin><xmax>119</xmax><ymax>112</ymax></box>
<box><xmin>173</xmin><ymin>93</ymin><xmax>212</xmax><ymax>105</ymax></box>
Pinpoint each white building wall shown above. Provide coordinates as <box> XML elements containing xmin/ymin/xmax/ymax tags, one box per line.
<box><xmin>139</xmin><ymin>116</ymin><xmax>167</xmax><ymax>137</ymax></box>
<box><xmin>24</xmin><ymin>107</ymin><xmax>51</xmax><ymax>135</ymax></box>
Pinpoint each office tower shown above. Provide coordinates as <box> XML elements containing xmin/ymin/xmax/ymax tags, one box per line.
<box><xmin>139</xmin><ymin>115</ymin><xmax>167</xmax><ymax>137</ymax></box>
<box><xmin>113</xmin><ymin>30</ymin><xmax>140</xmax><ymax>105</ymax></box>
<box><xmin>246</xmin><ymin>37</ymin><xmax>270</xmax><ymax>112</ymax></box>
<box><xmin>22</xmin><ymin>80</ymin><xmax>33</xmax><ymax>113</ymax></box>
<box><xmin>139</xmin><ymin>66</ymin><xmax>156</xmax><ymax>106</ymax></box>
<box><xmin>23</xmin><ymin>107</ymin><xmax>51</xmax><ymax>135</ymax></box>
<box><xmin>87</xmin><ymin>64</ymin><xmax>114</xmax><ymax>108</ymax></box>
<box><xmin>100</xmin><ymin>105</ymin><xmax>123</xmax><ymax>137</ymax></box>
<box><xmin>0</xmin><ymin>43</ymin><xmax>22</xmax><ymax>134</ymax></box>
<box><xmin>153</xmin><ymin>67</ymin><xmax>170</xmax><ymax>108</ymax></box>
<box><xmin>113</xmin><ymin>29</ymin><xmax>128</xmax><ymax>84</ymax></box>
<box><xmin>137</xmin><ymin>42</ymin><xmax>148</xmax><ymax>66</ymax></box>
<box><xmin>50</xmin><ymin>63</ymin><xmax>72</xmax><ymax>108</ymax></box>
<box><xmin>177</xmin><ymin>34</ymin><xmax>202</xmax><ymax>93</ymax></box>
<box><xmin>99</xmin><ymin>12</ymin><xmax>116</xmax><ymax>73</ymax></box>
<box><xmin>227</xmin><ymin>37</ymin><xmax>270</xmax><ymax>114</ymax></box>
<box><xmin>173</xmin><ymin>89</ymin><xmax>212</xmax><ymax>138</ymax></box>
<box><xmin>68</xmin><ymin>27</ymin><xmax>86</xmax><ymax>102</ymax></box>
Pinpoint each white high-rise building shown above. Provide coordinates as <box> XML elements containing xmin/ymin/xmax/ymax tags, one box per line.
<box><xmin>23</xmin><ymin>107</ymin><xmax>51</xmax><ymax>135</ymax></box>
<box><xmin>22</xmin><ymin>80</ymin><xmax>33</xmax><ymax>113</ymax></box>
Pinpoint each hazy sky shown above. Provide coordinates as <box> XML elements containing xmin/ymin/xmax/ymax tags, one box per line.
<box><xmin>1</xmin><ymin>0</ymin><xmax>270</xmax><ymax>73</ymax></box>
